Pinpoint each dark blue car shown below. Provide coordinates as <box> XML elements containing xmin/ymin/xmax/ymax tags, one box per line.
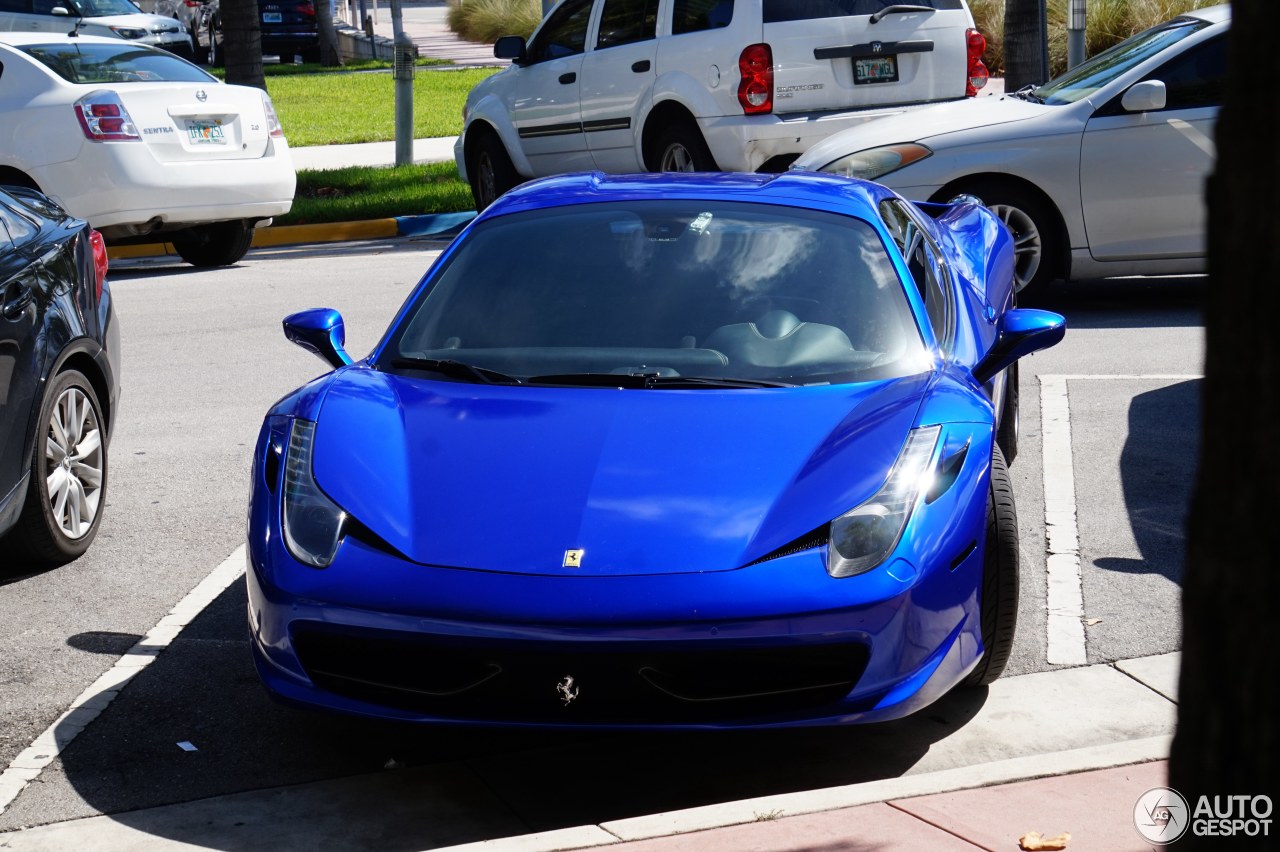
<box><xmin>247</xmin><ymin>172</ymin><xmax>1064</xmax><ymax>728</ymax></box>
<box><xmin>0</xmin><ymin>186</ymin><xmax>119</xmax><ymax>567</ymax></box>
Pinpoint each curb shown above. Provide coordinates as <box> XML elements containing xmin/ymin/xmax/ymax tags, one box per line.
<box><xmin>105</xmin><ymin>211</ymin><xmax>476</xmax><ymax>261</ymax></box>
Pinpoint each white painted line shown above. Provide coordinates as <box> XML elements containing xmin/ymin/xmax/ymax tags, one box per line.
<box><xmin>0</xmin><ymin>545</ymin><xmax>246</xmax><ymax>817</ymax></box>
<box><xmin>1040</xmin><ymin>375</ymin><xmax>1086</xmax><ymax>666</ymax></box>
<box><xmin>1036</xmin><ymin>373</ymin><xmax>1202</xmax><ymax>668</ymax></box>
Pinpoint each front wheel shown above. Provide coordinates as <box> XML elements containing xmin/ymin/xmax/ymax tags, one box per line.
<box><xmin>4</xmin><ymin>370</ymin><xmax>109</xmax><ymax>566</ymax></box>
<box><xmin>468</xmin><ymin>131</ymin><xmax>519</xmax><ymax>211</ymax></box>
<box><xmin>172</xmin><ymin>220</ymin><xmax>254</xmax><ymax>267</ymax></box>
<box><xmin>650</xmin><ymin>123</ymin><xmax>717</xmax><ymax>172</ymax></box>
<box><xmin>962</xmin><ymin>444</ymin><xmax>1019</xmax><ymax>687</ymax></box>
<box><xmin>967</xmin><ymin>183</ymin><xmax>1061</xmax><ymax>294</ymax></box>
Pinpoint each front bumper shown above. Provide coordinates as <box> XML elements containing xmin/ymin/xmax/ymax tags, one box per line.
<box><xmin>700</xmin><ymin>100</ymin><xmax>962</xmax><ymax>173</ymax></box>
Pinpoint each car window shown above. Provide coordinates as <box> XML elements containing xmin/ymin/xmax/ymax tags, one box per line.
<box><xmin>526</xmin><ymin>0</ymin><xmax>593</xmax><ymax>63</ymax></box>
<box><xmin>384</xmin><ymin>200</ymin><xmax>928</xmax><ymax>385</ymax></box>
<box><xmin>595</xmin><ymin>0</ymin><xmax>658</xmax><ymax>49</ymax></box>
<box><xmin>879</xmin><ymin>200</ymin><xmax>951</xmax><ymax>352</ymax></box>
<box><xmin>0</xmin><ymin>198</ymin><xmax>38</xmax><ymax>246</ymax></box>
<box><xmin>0</xmin><ymin>0</ymin><xmax>29</xmax><ymax>12</ymax></box>
<box><xmin>1145</xmin><ymin>35</ymin><xmax>1225</xmax><ymax>110</ymax></box>
<box><xmin>65</xmin><ymin>0</ymin><xmax>144</xmax><ymax>15</ymax></box>
<box><xmin>763</xmin><ymin>0</ymin><xmax>959</xmax><ymax>25</ymax></box>
<box><xmin>19</xmin><ymin>42</ymin><xmax>215</xmax><ymax>83</ymax></box>
<box><xmin>1034</xmin><ymin>16</ymin><xmax>1210</xmax><ymax>105</ymax></box>
<box><xmin>671</xmin><ymin>0</ymin><xmax>733</xmax><ymax>35</ymax></box>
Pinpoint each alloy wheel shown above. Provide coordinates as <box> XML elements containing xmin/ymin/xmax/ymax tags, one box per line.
<box><xmin>660</xmin><ymin>143</ymin><xmax>696</xmax><ymax>172</ymax></box>
<box><xmin>44</xmin><ymin>386</ymin><xmax>104</xmax><ymax>540</ymax></box>
<box><xmin>988</xmin><ymin>203</ymin><xmax>1042</xmax><ymax>293</ymax></box>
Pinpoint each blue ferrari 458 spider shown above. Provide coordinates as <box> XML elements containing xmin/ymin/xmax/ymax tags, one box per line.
<box><xmin>247</xmin><ymin>171</ymin><xmax>1065</xmax><ymax>729</ymax></box>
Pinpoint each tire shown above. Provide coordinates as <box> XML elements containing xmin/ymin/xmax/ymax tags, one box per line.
<box><xmin>191</xmin><ymin>26</ymin><xmax>209</xmax><ymax>64</ymax></box>
<box><xmin>206</xmin><ymin>22</ymin><xmax>222</xmax><ymax>67</ymax></box>
<box><xmin>468</xmin><ymin>130</ymin><xmax>519</xmax><ymax>211</ymax></box>
<box><xmin>5</xmin><ymin>370</ymin><xmax>108</xmax><ymax>567</ymax></box>
<box><xmin>172</xmin><ymin>220</ymin><xmax>254</xmax><ymax>267</ymax></box>
<box><xmin>967</xmin><ymin>182</ymin><xmax>1061</xmax><ymax>295</ymax></box>
<box><xmin>963</xmin><ymin>444</ymin><xmax>1019</xmax><ymax>687</ymax></box>
<box><xmin>996</xmin><ymin>360</ymin><xmax>1019</xmax><ymax>463</ymax></box>
<box><xmin>650</xmin><ymin>123</ymin><xmax>717</xmax><ymax>172</ymax></box>
<box><xmin>301</xmin><ymin>45</ymin><xmax>322</xmax><ymax>64</ymax></box>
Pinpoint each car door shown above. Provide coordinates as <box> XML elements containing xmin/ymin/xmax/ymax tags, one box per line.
<box><xmin>509</xmin><ymin>0</ymin><xmax>595</xmax><ymax>176</ymax></box>
<box><xmin>0</xmin><ymin>197</ymin><xmax>44</xmax><ymax>507</ymax></box>
<box><xmin>1079</xmin><ymin>34</ymin><xmax>1225</xmax><ymax>262</ymax></box>
<box><xmin>580</xmin><ymin>0</ymin><xmax>659</xmax><ymax>172</ymax></box>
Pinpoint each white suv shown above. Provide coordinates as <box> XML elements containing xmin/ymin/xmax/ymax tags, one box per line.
<box><xmin>0</xmin><ymin>0</ymin><xmax>194</xmax><ymax>58</ymax></box>
<box><xmin>456</xmin><ymin>0</ymin><xmax>987</xmax><ymax>207</ymax></box>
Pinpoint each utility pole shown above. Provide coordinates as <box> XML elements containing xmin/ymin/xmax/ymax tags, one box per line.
<box><xmin>1066</xmin><ymin>0</ymin><xmax>1086</xmax><ymax>70</ymax></box>
<box><xmin>389</xmin><ymin>0</ymin><xmax>414</xmax><ymax>166</ymax></box>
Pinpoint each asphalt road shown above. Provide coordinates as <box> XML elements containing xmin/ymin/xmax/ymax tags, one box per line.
<box><xmin>0</xmin><ymin>240</ymin><xmax>1203</xmax><ymax>840</ymax></box>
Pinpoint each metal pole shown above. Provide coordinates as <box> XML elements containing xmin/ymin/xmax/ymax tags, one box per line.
<box><xmin>389</xmin><ymin>0</ymin><xmax>414</xmax><ymax>166</ymax></box>
<box><xmin>1067</xmin><ymin>0</ymin><xmax>1087</xmax><ymax>70</ymax></box>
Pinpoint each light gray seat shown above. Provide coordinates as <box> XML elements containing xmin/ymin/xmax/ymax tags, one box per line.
<box><xmin>702</xmin><ymin>310</ymin><xmax>857</xmax><ymax>368</ymax></box>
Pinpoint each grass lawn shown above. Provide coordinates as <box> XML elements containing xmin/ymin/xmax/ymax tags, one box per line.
<box><xmin>278</xmin><ymin>163</ymin><xmax>474</xmax><ymax>225</ymax></box>
<box><xmin>268</xmin><ymin>67</ymin><xmax>498</xmax><ymax>146</ymax></box>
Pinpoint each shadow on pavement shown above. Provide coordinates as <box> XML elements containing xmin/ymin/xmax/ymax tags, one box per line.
<box><xmin>44</xmin><ymin>577</ymin><xmax>987</xmax><ymax>850</ymax></box>
<box><xmin>1022</xmin><ymin>275</ymin><xmax>1204</xmax><ymax>329</ymax></box>
<box><xmin>1094</xmin><ymin>379</ymin><xmax>1200</xmax><ymax>586</ymax></box>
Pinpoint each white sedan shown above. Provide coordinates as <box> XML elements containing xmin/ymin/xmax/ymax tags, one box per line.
<box><xmin>0</xmin><ymin>32</ymin><xmax>294</xmax><ymax>266</ymax></box>
<box><xmin>793</xmin><ymin>4</ymin><xmax>1228</xmax><ymax>293</ymax></box>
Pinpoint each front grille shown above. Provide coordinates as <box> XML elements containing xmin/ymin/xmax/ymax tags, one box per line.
<box><xmin>292</xmin><ymin>624</ymin><xmax>869</xmax><ymax>723</ymax></box>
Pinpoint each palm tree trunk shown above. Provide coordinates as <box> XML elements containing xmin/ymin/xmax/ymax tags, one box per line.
<box><xmin>221</xmin><ymin>0</ymin><xmax>265</xmax><ymax>89</ymax></box>
<box><xmin>1002</xmin><ymin>0</ymin><xmax>1045</xmax><ymax>92</ymax></box>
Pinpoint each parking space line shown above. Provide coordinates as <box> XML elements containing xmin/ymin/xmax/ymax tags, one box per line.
<box><xmin>1038</xmin><ymin>374</ymin><xmax>1202</xmax><ymax>667</ymax></box>
<box><xmin>0</xmin><ymin>546</ymin><xmax>246</xmax><ymax>816</ymax></box>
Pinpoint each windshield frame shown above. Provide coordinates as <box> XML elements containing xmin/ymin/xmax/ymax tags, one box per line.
<box><xmin>1031</xmin><ymin>16</ymin><xmax>1212</xmax><ymax>106</ymax></box>
<box><xmin>374</xmin><ymin>198</ymin><xmax>933</xmax><ymax>388</ymax></box>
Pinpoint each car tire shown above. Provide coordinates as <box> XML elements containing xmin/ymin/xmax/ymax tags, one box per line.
<box><xmin>468</xmin><ymin>130</ymin><xmax>519</xmax><ymax>211</ymax></box>
<box><xmin>651</xmin><ymin>123</ymin><xmax>717</xmax><ymax>172</ymax></box>
<box><xmin>206</xmin><ymin>22</ymin><xmax>222</xmax><ymax>67</ymax></box>
<box><xmin>962</xmin><ymin>444</ymin><xmax>1019</xmax><ymax>687</ymax></box>
<box><xmin>172</xmin><ymin>220</ymin><xmax>254</xmax><ymax>267</ymax></box>
<box><xmin>996</xmin><ymin>361</ymin><xmax>1019</xmax><ymax>463</ymax></box>
<box><xmin>191</xmin><ymin>26</ymin><xmax>209</xmax><ymax>64</ymax></box>
<box><xmin>5</xmin><ymin>370</ymin><xmax>108</xmax><ymax>567</ymax></box>
<box><xmin>302</xmin><ymin>45</ymin><xmax>322</xmax><ymax>64</ymax></box>
<box><xmin>968</xmin><ymin>182</ymin><xmax>1060</xmax><ymax>295</ymax></box>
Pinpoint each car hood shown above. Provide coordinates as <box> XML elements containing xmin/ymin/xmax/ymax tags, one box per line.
<box><xmin>84</xmin><ymin>13</ymin><xmax>185</xmax><ymax>30</ymax></box>
<box><xmin>794</xmin><ymin>95</ymin><xmax>1051</xmax><ymax>171</ymax></box>
<box><xmin>310</xmin><ymin>367</ymin><xmax>932</xmax><ymax>576</ymax></box>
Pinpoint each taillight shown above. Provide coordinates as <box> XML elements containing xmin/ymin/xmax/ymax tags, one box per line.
<box><xmin>298</xmin><ymin>2</ymin><xmax>315</xmax><ymax>18</ymax></box>
<box><xmin>89</xmin><ymin>229</ymin><xmax>108</xmax><ymax>301</ymax></box>
<box><xmin>74</xmin><ymin>91</ymin><xmax>140</xmax><ymax>142</ymax></box>
<box><xmin>965</xmin><ymin>29</ymin><xmax>989</xmax><ymax>97</ymax></box>
<box><xmin>262</xmin><ymin>93</ymin><xmax>285</xmax><ymax>138</ymax></box>
<box><xmin>737</xmin><ymin>43</ymin><xmax>773</xmax><ymax>115</ymax></box>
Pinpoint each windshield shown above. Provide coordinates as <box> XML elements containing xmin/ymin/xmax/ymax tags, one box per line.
<box><xmin>1033</xmin><ymin>16</ymin><xmax>1210</xmax><ymax>105</ymax></box>
<box><xmin>763</xmin><ymin>0</ymin><xmax>961</xmax><ymax>25</ymax></box>
<box><xmin>20</xmin><ymin>43</ymin><xmax>214</xmax><ymax>83</ymax></box>
<box><xmin>380</xmin><ymin>200</ymin><xmax>929</xmax><ymax>387</ymax></box>
<box><xmin>69</xmin><ymin>0</ymin><xmax>145</xmax><ymax>16</ymax></box>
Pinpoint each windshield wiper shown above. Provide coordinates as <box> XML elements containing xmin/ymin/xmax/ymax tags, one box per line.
<box><xmin>869</xmin><ymin>4</ymin><xmax>935</xmax><ymax>24</ymax></box>
<box><xmin>526</xmin><ymin>372</ymin><xmax>795</xmax><ymax>389</ymax></box>
<box><xmin>390</xmin><ymin>357</ymin><xmax>521</xmax><ymax>384</ymax></box>
<box><xmin>1008</xmin><ymin>84</ymin><xmax>1045</xmax><ymax>104</ymax></box>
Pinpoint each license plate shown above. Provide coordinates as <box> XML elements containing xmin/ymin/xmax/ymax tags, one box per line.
<box><xmin>854</xmin><ymin>55</ymin><xmax>898</xmax><ymax>84</ymax></box>
<box><xmin>263</xmin><ymin>11</ymin><xmax>282</xmax><ymax>22</ymax></box>
<box><xmin>186</xmin><ymin>119</ymin><xmax>226</xmax><ymax>145</ymax></box>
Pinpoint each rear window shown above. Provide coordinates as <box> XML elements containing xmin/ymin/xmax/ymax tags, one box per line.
<box><xmin>764</xmin><ymin>0</ymin><xmax>961</xmax><ymax>25</ymax></box>
<box><xmin>672</xmin><ymin>0</ymin><xmax>733</xmax><ymax>34</ymax></box>
<box><xmin>19</xmin><ymin>43</ymin><xmax>214</xmax><ymax>83</ymax></box>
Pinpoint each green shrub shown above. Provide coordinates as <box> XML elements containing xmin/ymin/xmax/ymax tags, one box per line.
<box><xmin>970</xmin><ymin>0</ymin><xmax>1220</xmax><ymax>78</ymax></box>
<box><xmin>448</xmin><ymin>0</ymin><xmax>543</xmax><ymax>44</ymax></box>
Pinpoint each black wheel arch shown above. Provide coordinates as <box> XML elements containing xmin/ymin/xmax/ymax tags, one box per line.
<box><xmin>640</xmin><ymin>100</ymin><xmax>703</xmax><ymax>171</ymax></box>
<box><xmin>0</xmin><ymin>166</ymin><xmax>41</xmax><ymax>192</ymax></box>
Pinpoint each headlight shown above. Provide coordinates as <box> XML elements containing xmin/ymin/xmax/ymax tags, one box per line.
<box><xmin>827</xmin><ymin>425</ymin><xmax>941</xmax><ymax>578</ymax></box>
<box><xmin>281</xmin><ymin>419</ymin><xmax>347</xmax><ymax>568</ymax></box>
<box><xmin>819</xmin><ymin>143</ymin><xmax>932</xmax><ymax>181</ymax></box>
<box><xmin>109</xmin><ymin>26</ymin><xmax>149</xmax><ymax>39</ymax></box>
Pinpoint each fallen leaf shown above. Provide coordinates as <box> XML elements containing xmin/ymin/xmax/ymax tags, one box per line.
<box><xmin>1019</xmin><ymin>831</ymin><xmax>1070</xmax><ymax>851</ymax></box>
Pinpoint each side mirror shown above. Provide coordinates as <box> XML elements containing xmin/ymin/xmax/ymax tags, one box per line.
<box><xmin>973</xmin><ymin>308</ymin><xmax>1065</xmax><ymax>385</ymax></box>
<box><xmin>1121</xmin><ymin>80</ymin><xmax>1167</xmax><ymax>113</ymax></box>
<box><xmin>494</xmin><ymin>35</ymin><xmax>527</xmax><ymax>63</ymax></box>
<box><xmin>283</xmin><ymin>308</ymin><xmax>354</xmax><ymax>369</ymax></box>
<box><xmin>51</xmin><ymin>6</ymin><xmax>70</xmax><ymax>14</ymax></box>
